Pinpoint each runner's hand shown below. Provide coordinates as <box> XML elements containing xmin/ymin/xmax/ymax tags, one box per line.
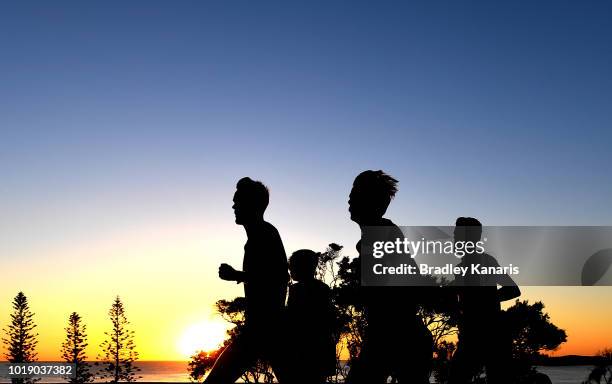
<box><xmin>219</xmin><ymin>263</ymin><xmax>237</xmax><ymax>281</ymax></box>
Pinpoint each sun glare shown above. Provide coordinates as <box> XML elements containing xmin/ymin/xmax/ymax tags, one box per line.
<box><xmin>178</xmin><ymin>321</ymin><xmax>228</xmax><ymax>358</ymax></box>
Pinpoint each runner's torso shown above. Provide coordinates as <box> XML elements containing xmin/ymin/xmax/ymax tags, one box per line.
<box><xmin>243</xmin><ymin>221</ymin><xmax>289</xmax><ymax>328</ymax></box>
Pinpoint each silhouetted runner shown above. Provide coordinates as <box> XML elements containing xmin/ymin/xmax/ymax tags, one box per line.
<box><xmin>346</xmin><ymin>170</ymin><xmax>433</xmax><ymax>384</ymax></box>
<box><xmin>205</xmin><ymin>177</ymin><xmax>289</xmax><ymax>384</ymax></box>
<box><xmin>286</xmin><ymin>249</ymin><xmax>337</xmax><ymax>384</ymax></box>
<box><xmin>449</xmin><ymin>217</ymin><xmax>521</xmax><ymax>384</ymax></box>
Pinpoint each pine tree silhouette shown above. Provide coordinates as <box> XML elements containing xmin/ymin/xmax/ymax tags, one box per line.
<box><xmin>97</xmin><ymin>296</ymin><xmax>141</xmax><ymax>383</ymax></box>
<box><xmin>1</xmin><ymin>292</ymin><xmax>39</xmax><ymax>384</ymax></box>
<box><xmin>61</xmin><ymin>312</ymin><xmax>93</xmax><ymax>384</ymax></box>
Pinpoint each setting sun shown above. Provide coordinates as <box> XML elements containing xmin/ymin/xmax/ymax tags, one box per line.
<box><xmin>177</xmin><ymin>321</ymin><xmax>229</xmax><ymax>358</ymax></box>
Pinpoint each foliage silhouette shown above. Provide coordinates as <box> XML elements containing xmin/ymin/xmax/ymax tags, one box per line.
<box><xmin>97</xmin><ymin>296</ymin><xmax>141</xmax><ymax>383</ymax></box>
<box><xmin>583</xmin><ymin>348</ymin><xmax>612</xmax><ymax>384</ymax></box>
<box><xmin>61</xmin><ymin>312</ymin><xmax>93</xmax><ymax>384</ymax></box>
<box><xmin>432</xmin><ymin>341</ymin><xmax>456</xmax><ymax>384</ymax></box>
<box><xmin>189</xmin><ymin>349</ymin><xmax>225</xmax><ymax>383</ymax></box>
<box><xmin>2</xmin><ymin>292</ymin><xmax>39</xmax><ymax>384</ymax></box>
<box><xmin>195</xmin><ymin>251</ymin><xmax>570</xmax><ymax>384</ymax></box>
<box><xmin>504</xmin><ymin>300</ymin><xmax>567</xmax><ymax>364</ymax></box>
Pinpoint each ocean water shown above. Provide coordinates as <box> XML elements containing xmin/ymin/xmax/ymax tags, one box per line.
<box><xmin>0</xmin><ymin>362</ymin><xmax>191</xmax><ymax>383</ymax></box>
<box><xmin>0</xmin><ymin>361</ymin><xmax>596</xmax><ymax>383</ymax></box>
<box><xmin>537</xmin><ymin>366</ymin><xmax>594</xmax><ymax>384</ymax></box>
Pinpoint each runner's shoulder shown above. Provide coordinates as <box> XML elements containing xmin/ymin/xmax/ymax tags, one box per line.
<box><xmin>381</xmin><ymin>218</ymin><xmax>403</xmax><ymax>240</ymax></box>
<box><xmin>261</xmin><ymin>221</ymin><xmax>281</xmax><ymax>238</ymax></box>
<box><xmin>480</xmin><ymin>252</ymin><xmax>501</xmax><ymax>267</ymax></box>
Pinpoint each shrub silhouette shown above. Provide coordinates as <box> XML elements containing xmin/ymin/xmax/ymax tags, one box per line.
<box><xmin>584</xmin><ymin>349</ymin><xmax>612</xmax><ymax>384</ymax></box>
<box><xmin>188</xmin><ymin>348</ymin><xmax>224</xmax><ymax>383</ymax></box>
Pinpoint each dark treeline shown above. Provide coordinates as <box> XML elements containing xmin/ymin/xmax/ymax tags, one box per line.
<box><xmin>1</xmin><ymin>292</ymin><xmax>140</xmax><ymax>384</ymax></box>
<box><xmin>189</xmin><ymin>242</ymin><xmax>574</xmax><ymax>384</ymax></box>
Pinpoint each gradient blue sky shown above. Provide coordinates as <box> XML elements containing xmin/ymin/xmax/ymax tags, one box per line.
<box><xmin>2</xmin><ymin>1</ymin><xmax>611</xmax><ymax>249</ymax></box>
<box><xmin>1</xmin><ymin>1</ymin><xmax>612</xmax><ymax>359</ymax></box>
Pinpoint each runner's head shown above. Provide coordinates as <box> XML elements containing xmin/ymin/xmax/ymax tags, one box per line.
<box><xmin>454</xmin><ymin>217</ymin><xmax>483</xmax><ymax>243</ymax></box>
<box><xmin>349</xmin><ymin>170</ymin><xmax>398</xmax><ymax>224</ymax></box>
<box><xmin>233</xmin><ymin>177</ymin><xmax>269</xmax><ymax>224</ymax></box>
<box><xmin>289</xmin><ymin>249</ymin><xmax>320</xmax><ymax>282</ymax></box>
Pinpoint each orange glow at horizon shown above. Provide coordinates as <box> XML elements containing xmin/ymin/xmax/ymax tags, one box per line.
<box><xmin>1</xmin><ymin>224</ymin><xmax>611</xmax><ymax>361</ymax></box>
<box><xmin>1</xmin><ymin>286</ymin><xmax>610</xmax><ymax>361</ymax></box>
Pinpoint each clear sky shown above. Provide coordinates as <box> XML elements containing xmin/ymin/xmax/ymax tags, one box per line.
<box><xmin>1</xmin><ymin>1</ymin><xmax>611</xmax><ymax>361</ymax></box>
